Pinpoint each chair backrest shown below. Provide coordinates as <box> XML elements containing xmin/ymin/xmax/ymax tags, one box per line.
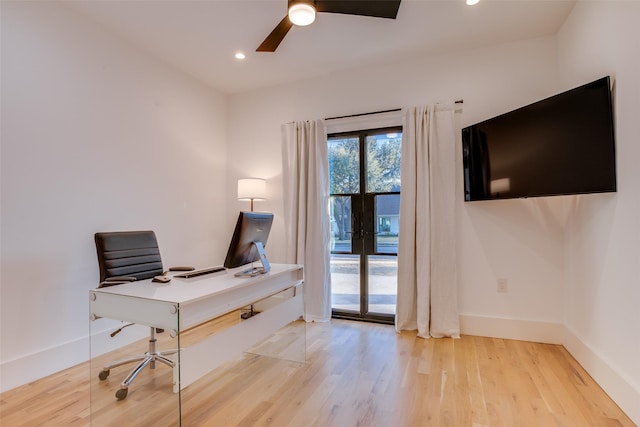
<box><xmin>95</xmin><ymin>231</ymin><xmax>164</xmax><ymax>283</ymax></box>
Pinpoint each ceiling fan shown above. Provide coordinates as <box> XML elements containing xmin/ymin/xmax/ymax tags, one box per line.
<box><xmin>257</xmin><ymin>0</ymin><xmax>402</xmax><ymax>52</ymax></box>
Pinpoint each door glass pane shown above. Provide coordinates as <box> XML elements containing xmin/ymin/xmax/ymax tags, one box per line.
<box><xmin>328</xmin><ymin>137</ymin><xmax>360</xmax><ymax>195</ymax></box>
<box><xmin>367</xmin><ymin>255</ymin><xmax>397</xmax><ymax>315</ymax></box>
<box><xmin>366</xmin><ymin>132</ymin><xmax>402</xmax><ymax>193</ymax></box>
<box><xmin>375</xmin><ymin>194</ymin><xmax>399</xmax><ymax>254</ymax></box>
<box><xmin>330</xmin><ymin>196</ymin><xmax>352</xmax><ymax>253</ymax></box>
<box><xmin>331</xmin><ymin>254</ymin><xmax>360</xmax><ymax>312</ymax></box>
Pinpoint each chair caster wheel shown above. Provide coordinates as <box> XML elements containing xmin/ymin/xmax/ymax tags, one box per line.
<box><xmin>115</xmin><ymin>388</ymin><xmax>128</xmax><ymax>400</ymax></box>
<box><xmin>98</xmin><ymin>370</ymin><xmax>110</xmax><ymax>380</ymax></box>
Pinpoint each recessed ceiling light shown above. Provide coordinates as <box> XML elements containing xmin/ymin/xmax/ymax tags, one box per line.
<box><xmin>235</xmin><ymin>52</ymin><xmax>246</xmax><ymax>60</ymax></box>
<box><xmin>466</xmin><ymin>0</ymin><xmax>480</xmax><ymax>5</ymax></box>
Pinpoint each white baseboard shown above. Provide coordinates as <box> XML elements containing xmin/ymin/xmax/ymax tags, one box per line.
<box><xmin>459</xmin><ymin>314</ymin><xmax>564</xmax><ymax>344</ymax></box>
<box><xmin>459</xmin><ymin>314</ymin><xmax>639</xmax><ymax>425</ymax></box>
<box><xmin>562</xmin><ymin>326</ymin><xmax>640</xmax><ymax>425</ymax></box>
<box><xmin>0</xmin><ymin>336</ymin><xmax>89</xmax><ymax>393</ymax></box>
<box><xmin>0</xmin><ymin>325</ymin><xmax>147</xmax><ymax>393</ymax></box>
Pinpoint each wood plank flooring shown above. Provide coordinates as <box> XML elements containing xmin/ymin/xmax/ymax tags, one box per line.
<box><xmin>0</xmin><ymin>319</ymin><xmax>634</xmax><ymax>426</ymax></box>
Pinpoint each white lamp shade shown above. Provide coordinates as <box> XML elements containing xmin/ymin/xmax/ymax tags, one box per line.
<box><xmin>237</xmin><ymin>178</ymin><xmax>266</xmax><ymax>200</ymax></box>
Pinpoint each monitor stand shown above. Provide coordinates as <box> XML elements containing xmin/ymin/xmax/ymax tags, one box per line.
<box><xmin>237</xmin><ymin>242</ymin><xmax>271</xmax><ymax>319</ymax></box>
<box><xmin>234</xmin><ymin>241</ymin><xmax>271</xmax><ymax>278</ymax></box>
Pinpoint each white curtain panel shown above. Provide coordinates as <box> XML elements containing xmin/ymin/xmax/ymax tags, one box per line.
<box><xmin>396</xmin><ymin>105</ymin><xmax>460</xmax><ymax>338</ymax></box>
<box><xmin>281</xmin><ymin>120</ymin><xmax>332</xmax><ymax>322</ymax></box>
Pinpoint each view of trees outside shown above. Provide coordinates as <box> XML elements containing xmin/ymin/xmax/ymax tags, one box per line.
<box><xmin>328</xmin><ymin>133</ymin><xmax>402</xmax><ymax>242</ymax></box>
<box><xmin>328</xmin><ymin>137</ymin><xmax>359</xmax><ymax>242</ymax></box>
<box><xmin>365</xmin><ymin>133</ymin><xmax>402</xmax><ymax>193</ymax></box>
<box><xmin>328</xmin><ymin>131</ymin><xmax>402</xmax><ymax>316</ymax></box>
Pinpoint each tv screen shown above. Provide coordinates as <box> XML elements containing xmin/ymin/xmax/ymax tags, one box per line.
<box><xmin>223</xmin><ymin>211</ymin><xmax>273</xmax><ymax>275</ymax></box>
<box><xmin>462</xmin><ymin>76</ymin><xmax>616</xmax><ymax>201</ymax></box>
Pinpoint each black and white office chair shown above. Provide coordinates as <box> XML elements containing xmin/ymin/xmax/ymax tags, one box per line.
<box><xmin>94</xmin><ymin>230</ymin><xmax>177</xmax><ymax>400</ymax></box>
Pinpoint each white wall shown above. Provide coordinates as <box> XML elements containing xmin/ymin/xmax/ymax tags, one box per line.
<box><xmin>0</xmin><ymin>1</ymin><xmax>229</xmax><ymax>392</ymax></box>
<box><xmin>228</xmin><ymin>35</ymin><xmax>566</xmax><ymax>341</ymax></box>
<box><xmin>4</xmin><ymin>2</ymin><xmax>637</xmax><ymax>422</ymax></box>
<box><xmin>557</xmin><ymin>1</ymin><xmax>640</xmax><ymax>423</ymax></box>
<box><xmin>228</xmin><ymin>21</ymin><xmax>640</xmax><ymax>421</ymax></box>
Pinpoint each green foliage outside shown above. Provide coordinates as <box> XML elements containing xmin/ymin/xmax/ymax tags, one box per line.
<box><xmin>328</xmin><ymin>134</ymin><xmax>402</xmax><ymax>240</ymax></box>
<box><xmin>365</xmin><ymin>135</ymin><xmax>402</xmax><ymax>193</ymax></box>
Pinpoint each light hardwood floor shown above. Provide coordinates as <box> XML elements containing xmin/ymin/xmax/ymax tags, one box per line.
<box><xmin>0</xmin><ymin>318</ymin><xmax>635</xmax><ymax>426</ymax></box>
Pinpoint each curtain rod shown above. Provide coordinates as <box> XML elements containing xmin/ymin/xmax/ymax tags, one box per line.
<box><xmin>324</xmin><ymin>100</ymin><xmax>463</xmax><ymax>121</ymax></box>
<box><xmin>324</xmin><ymin>108</ymin><xmax>401</xmax><ymax>121</ymax></box>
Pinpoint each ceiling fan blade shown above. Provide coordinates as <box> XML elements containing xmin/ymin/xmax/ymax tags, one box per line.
<box><xmin>257</xmin><ymin>16</ymin><xmax>294</xmax><ymax>52</ymax></box>
<box><xmin>316</xmin><ymin>0</ymin><xmax>401</xmax><ymax>19</ymax></box>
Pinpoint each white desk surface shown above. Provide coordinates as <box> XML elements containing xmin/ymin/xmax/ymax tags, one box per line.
<box><xmin>92</xmin><ymin>263</ymin><xmax>303</xmax><ymax>306</ymax></box>
<box><xmin>90</xmin><ymin>263</ymin><xmax>305</xmax><ymax>394</ymax></box>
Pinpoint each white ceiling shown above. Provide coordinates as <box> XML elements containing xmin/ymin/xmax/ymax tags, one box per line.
<box><xmin>67</xmin><ymin>0</ymin><xmax>576</xmax><ymax>95</ymax></box>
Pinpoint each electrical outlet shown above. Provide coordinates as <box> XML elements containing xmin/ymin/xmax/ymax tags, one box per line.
<box><xmin>497</xmin><ymin>278</ymin><xmax>508</xmax><ymax>293</ymax></box>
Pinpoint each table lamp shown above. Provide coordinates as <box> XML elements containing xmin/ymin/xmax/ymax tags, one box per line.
<box><xmin>237</xmin><ymin>178</ymin><xmax>266</xmax><ymax>212</ymax></box>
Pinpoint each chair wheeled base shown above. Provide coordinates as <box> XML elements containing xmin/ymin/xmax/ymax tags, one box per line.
<box><xmin>98</xmin><ymin>327</ymin><xmax>177</xmax><ymax>400</ymax></box>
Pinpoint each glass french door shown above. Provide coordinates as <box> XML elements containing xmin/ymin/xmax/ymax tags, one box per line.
<box><xmin>328</xmin><ymin>127</ymin><xmax>401</xmax><ymax>323</ymax></box>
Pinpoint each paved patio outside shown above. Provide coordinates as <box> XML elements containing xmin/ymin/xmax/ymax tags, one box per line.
<box><xmin>330</xmin><ymin>254</ymin><xmax>397</xmax><ymax>315</ymax></box>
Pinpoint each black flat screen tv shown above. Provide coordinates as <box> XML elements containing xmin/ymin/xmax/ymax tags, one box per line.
<box><xmin>462</xmin><ymin>76</ymin><xmax>616</xmax><ymax>201</ymax></box>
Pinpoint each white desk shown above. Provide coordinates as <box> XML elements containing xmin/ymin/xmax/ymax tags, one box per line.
<box><xmin>90</xmin><ymin>263</ymin><xmax>304</xmax><ymax>392</ymax></box>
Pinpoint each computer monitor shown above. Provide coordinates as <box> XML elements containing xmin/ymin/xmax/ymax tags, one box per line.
<box><xmin>223</xmin><ymin>211</ymin><xmax>273</xmax><ymax>277</ymax></box>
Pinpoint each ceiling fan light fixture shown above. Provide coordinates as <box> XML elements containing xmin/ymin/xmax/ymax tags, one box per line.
<box><xmin>258</xmin><ymin>0</ymin><xmax>401</xmax><ymax>52</ymax></box>
<box><xmin>288</xmin><ymin>2</ymin><xmax>316</xmax><ymax>26</ymax></box>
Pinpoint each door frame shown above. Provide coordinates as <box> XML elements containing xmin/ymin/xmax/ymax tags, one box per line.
<box><xmin>328</xmin><ymin>126</ymin><xmax>401</xmax><ymax>325</ymax></box>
